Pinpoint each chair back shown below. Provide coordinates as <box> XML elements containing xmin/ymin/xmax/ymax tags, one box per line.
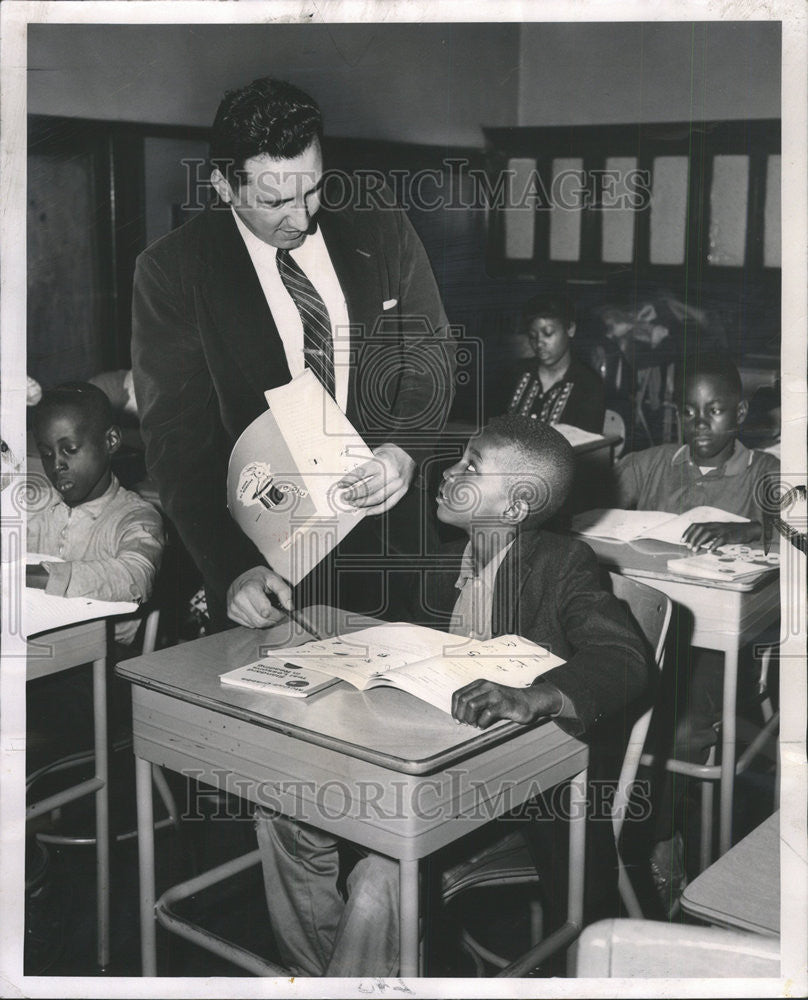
<box><xmin>576</xmin><ymin>918</ymin><xmax>780</xmax><ymax>978</ymax></box>
<box><xmin>602</xmin><ymin>409</ymin><xmax>626</xmax><ymax>458</ymax></box>
<box><xmin>607</xmin><ymin>573</ymin><xmax>672</xmax><ymax>916</ymax></box>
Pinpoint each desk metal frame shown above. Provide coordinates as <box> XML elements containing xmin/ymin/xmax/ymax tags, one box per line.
<box><xmin>26</xmin><ymin>619</ymin><xmax>110</xmax><ymax>969</ymax></box>
<box><xmin>120</xmin><ymin>612</ymin><xmax>589</xmax><ymax>977</ymax></box>
<box><xmin>587</xmin><ymin>538</ymin><xmax>779</xmax><ymax>862</ymax></box>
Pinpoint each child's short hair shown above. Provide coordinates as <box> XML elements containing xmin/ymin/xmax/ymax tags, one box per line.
<box><xmin>33</xmin><ymin>382</ymin><xmax>115</xmax><ymax>435</ymax></box>
<box><xmin>485</xmin><ymin>414</ymin><xmax>575</xmax><ymax>523</ymax></box>
<box><xmin>676</xmin><ymin>355</ymin><xmax>743</xmax><ymax>401</ymax></box>
<box><xmin>520</xmin><ymin>291</ymin><xmax>576</xmax><ymax>335</ymax></box>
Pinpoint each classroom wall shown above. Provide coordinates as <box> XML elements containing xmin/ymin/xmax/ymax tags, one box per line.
<box><xmin>27</xmin><ymin>22</ymin><xmax>520</xmax><ymax>146</ymax></box>
<box><xmin>517</xmin><ymin>21</ymin><xmax>781</xmax><ymax>125</ymax></box>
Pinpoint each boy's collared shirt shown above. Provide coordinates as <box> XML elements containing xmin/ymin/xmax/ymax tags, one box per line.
<box><xmin>27</xmin><ymin>474</ymin><xmax>164</xmax><ymax>641</ymax></box>
<box><xmin>613</xmin><ymin>440</ymin><xmax>779</xmax><ymax>519</ymax></box>
<box><xmin>449</xmin><ymin>539</ymin><xmax>573</xmax><ymax>720</ymax></box>
<box><xmin>449</xmin><ymin>540</ymin><xmax>514</xmax><ymax>641</ymax></box>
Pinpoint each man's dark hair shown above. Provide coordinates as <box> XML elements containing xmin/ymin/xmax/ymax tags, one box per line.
<box><xmin>485</xmin><ymin>414</ymin><xmax>575</xmax><ymax>524</ymax></box>
<box><xmin>676</xmin><ymin>354</ymin><xmax>744</xmax><ymax>402</ymax></box>
<box><xmin>33</xmin><ymin>381</ymin><xmax>114</xmax><ymax>437</ymax></box>
<box><xmin>210</xmin><ymin>77</ymin><xmax>323</xmax><ymax>187</ymax></box>
<box><xmin>520</xmin><ymin>291</ymin><xmax>576</xmax><ymax>337</ymax></box>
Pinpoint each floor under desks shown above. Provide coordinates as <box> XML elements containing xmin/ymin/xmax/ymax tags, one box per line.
<box><xmin>24</xmin><ymin>739</ymin><xmax>777</xmax><ymax>979</ymax></box>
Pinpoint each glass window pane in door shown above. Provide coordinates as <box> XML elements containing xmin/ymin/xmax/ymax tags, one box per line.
<box><xmin>708</xmin><ymin>155</ymin><xmax>749</xmax><ymax>266</ymax></box>
<box><xmin>549</xmin><ymin>157</ymin><xmax>583</xmax><ymax>261</ymax></box>
<box><xmin>649</xmin><ymin>156</ymin><xmax>688</xmax><ymax>265</ymax></box>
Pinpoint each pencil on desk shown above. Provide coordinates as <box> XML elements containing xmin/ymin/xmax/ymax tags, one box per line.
<box><xmin>288</xmin><ymin>606</ymin><xmax>324</xmax><ymax>642</ymax></box>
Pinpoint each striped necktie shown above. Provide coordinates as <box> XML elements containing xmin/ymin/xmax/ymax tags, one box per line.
<box><xmin>276</xmin><ymin>248</ymin><xmax>336</xmax><ymax>398</ymax></box>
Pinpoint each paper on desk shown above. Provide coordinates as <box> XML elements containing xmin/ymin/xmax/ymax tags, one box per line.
<box><xmin>269</xmin><ymin>623</ymin><xmax>565</xmax><ymax>716</ymax></box>
<box><xmin>24</xmin><ymin>555</ymin><xmax>137</xmax><ymax>637</ymax></box>
<box><xmin>572</xmin><ymin>507</ymin><xmax>748</xmax><ymax>545</ymax></box>
<box><xmin>553</xmin><ymin>423</ymin><xmax>605</xmax><ymax>448</ymax></box>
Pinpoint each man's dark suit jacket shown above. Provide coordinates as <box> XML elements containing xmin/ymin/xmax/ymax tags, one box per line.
<box><xmin>132</xmin><ymin>202</ymin><xmax>454</xmax><ymax>619</ymax></box>
<box><xmin>423</xmin><ymin>526</ymin><xmax>654</xmax><ymax>929</ymax></box>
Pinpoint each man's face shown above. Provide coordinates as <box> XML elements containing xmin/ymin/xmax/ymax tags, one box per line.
<box><xmin>34</xmin><ymin>409</ymin><xmax>117</xmax><ymax>508</ymax></box>
<box><xmin>212</xmin><ymin>140</ymin><xmax>323</xmax><ymax>249</ymax></box>
<box><xmin>526</xmin><ymin>316</ymin><xmax>574</xmax><ymax>369</ymax></box>
<box><xmin>681</xmin><ymin>374</ymin><xmax>747</xmax><ymax>466</ymax></box>
<box><xmin>436</xmin><ymin>432</ymin><xmax>525</xmax><ymax>531</ymax></box>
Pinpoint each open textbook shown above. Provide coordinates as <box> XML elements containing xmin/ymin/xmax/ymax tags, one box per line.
<box><xmin>571</xmin><ymin>506</ymin><xmax>749</xmax><ymax>546</ymax></box>
<box><xmin>220</xmin><ymin>622</ymin><xmax>565</xmax><ymax>716</ymax></box>
<box><xmin>227</xmin><ymin>370</ymin><xmax>375</xmax><ymax>585</ymax></box>
<box><xmin>24</xmin><ymin>555</ymin><xmax>137</xmax><ymax>638</ymax></box>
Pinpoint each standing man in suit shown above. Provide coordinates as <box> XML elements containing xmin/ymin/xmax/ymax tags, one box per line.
<box><xmin>132</xmin><ymin>77</ymin><xmax>455</xmax><ymax>628</ymax></box>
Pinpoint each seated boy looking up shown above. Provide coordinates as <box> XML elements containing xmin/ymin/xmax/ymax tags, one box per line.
<box><xmin>610</xmin><ymin>356</ymin><xmax>779</xmax><ymax>912</ymax></box>
<box><xmin>27</xmin><ymin>382</ymin><xmax>165</xmax><ymax>643</ymax></box>
<box><xmin>255</xmin><ymin>416</ymin><xmax>650</xmax><ymax>976</ymax></box>
<box><xmin>612</xmin><ymin>354</ymin><xmax>779</xmax><ymax>549</ymax></box>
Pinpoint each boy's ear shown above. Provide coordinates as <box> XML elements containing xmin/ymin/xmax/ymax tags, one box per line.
<box><xmin>503</xmin><ymin>498</ymin><xmax>529</xmax><ymax>524</ymax></box>
<box><xmin>566</xmin><ymin>322</ymin><xmax>576</xmax><ymax>340</ymax></box>
<box><xmin>105</xmin><ymin>425</ymin><xmax>122</xmax><ymax>455</ymax></box>
<box><xmin>736</xmin><ymin>399</ymin><xmax>749</xmax><ymax>427</ymax></box>
<box><xmin>210</xmin><ymin>168</ymin><xmax>233</xmax><ymax>205</ymax></box>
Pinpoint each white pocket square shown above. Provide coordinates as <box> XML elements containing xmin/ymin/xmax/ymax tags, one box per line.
<box><xmin>383</xmin><ymin>299</ymin><xmax>398</xmax><ymax>310</ymax></box>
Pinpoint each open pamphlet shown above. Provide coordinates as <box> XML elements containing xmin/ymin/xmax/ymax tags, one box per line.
<box><xmin>220</xmin><ymin>622</ymin><xmax>565</xmax><ymax>716</ymax></box>
<box><xmin>667</xmin><ymin>545</ymin><xmax>779</xmax><ymax>584</ymax></box>
<box><xmin>571</xmin><ymin>506</ymin><xmax>749</xmax><ymax>546</ymax></box>
<box><xmin>24</xmin><ymin>555</ymin><xmax>137</xmax><ymax>637</ymax></box>
<box><xmin>227</xmin><ymin>370</ymin><xmax>375</xmax><ymax>585</ymax></box>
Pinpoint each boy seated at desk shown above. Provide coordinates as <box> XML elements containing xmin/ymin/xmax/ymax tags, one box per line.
<box><xmin>254</xmin><ymin>415</ymin><xmax>649</xmax><ymax>976</ymax></box>
<box><xmin>609</xmin><ymin>355</ymin><xmax>779</xmax><ymax>911</ymax></box>
<box><xmin>26</xmin><ymin>382</ymin><xmax>165</xmax><ymax>764</ymax></box>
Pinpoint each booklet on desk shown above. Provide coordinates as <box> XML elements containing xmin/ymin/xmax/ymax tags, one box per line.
<box><xmin>220</xmin><ymin>623</ymin><xmax>565</xmax><ymax>716</ymax></box>
<box><xmin>572</xmin><ymin>506</ymin><xmax>749</xmax><ymax>546</ymax></box>
<box><xmin>667</xmin><ymin>547</ymin><xmax>779</xmax><ymax>584</ymax></box>
<box><xmin>227</xmin><ymin>370</ymin><xmax>375</xmax><ymax>585</ymax></box>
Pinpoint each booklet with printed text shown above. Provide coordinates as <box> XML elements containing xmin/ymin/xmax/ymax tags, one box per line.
<box><xmin>220</xmin><ymin>622</ymin><xmax>565</xmax><ymax>715</ymax></box>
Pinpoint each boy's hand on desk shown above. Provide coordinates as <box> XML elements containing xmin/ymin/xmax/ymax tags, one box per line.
<box><xmin>227</xmin><ymin>566</ymin><xmax>293</xmax><ymax>628</ymax></box>
<box><xmin>336</xmin><ymin>444</ymin><xmax>415</xmax><ymax>515</ymax></box>
<box><xmin>681</xmin><ymin>520</ymin><xmax>761</xmax><ymax>552</ymax></box>
<box><xmin>452</xmin><ymin>679</ymin><xmax>563</xmax><ymax>730</ymax></box>
<box><xmin>26</xmin><ymin>563</ymin><xmax>49</xmax><ymax>589</ymax></box>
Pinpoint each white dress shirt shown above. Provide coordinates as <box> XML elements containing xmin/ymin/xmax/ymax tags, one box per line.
<box><xmin>231</xmin><ymin>210</ymin><xmax>351</xmax><ymax>413</ymax></box>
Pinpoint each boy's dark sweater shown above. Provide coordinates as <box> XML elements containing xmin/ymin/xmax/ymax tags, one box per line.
<box><xmin>419</xmin><ymin>526</ymin><xmax>654</xmax><ymax>930</ymax></box>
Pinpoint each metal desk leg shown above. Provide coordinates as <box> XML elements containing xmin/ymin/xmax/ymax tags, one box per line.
<box><xmin>399</xmin><ymin>858</ymin><xmax>419</xmax><ymax>976</ymax></box>
<box><xmin>136</xmin><ymin>755</ymin><xmax>157</xmax><ymax>975</ymax></box>
<box><xmin>719</xmin><ymin>647</ymin><xmax>739</xmax><ymax>857</ymax></box>
<box><xmin>565</xmin><ymin>767</ymin><xmax>587</xmax><ymax>976</ymax></box>
<box><xmin>92</xmin><ymin>655</ymin><xmax>110</xmax><ymax>969</ymax></box>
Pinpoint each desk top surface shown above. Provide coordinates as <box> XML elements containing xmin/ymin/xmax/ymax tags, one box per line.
<box><xmin>681</xmin><ymin>811</ymin><xmax>780</xmax><ymax>936</ymax></box>
<box><xmin>580</xmin><ymin>535</ymin><xmax>779</xmax><ymax>594</ymax></box>
<box><xmin>117</xmin><ymin>607</ymin><xmax>576</xmax><ymax>776</ymax></box>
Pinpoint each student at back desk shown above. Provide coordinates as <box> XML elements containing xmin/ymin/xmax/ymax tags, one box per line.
<box><xmin>609</xmin><ymin>355</ymin><xmax>779</xmax><ymax>911</ymax></box>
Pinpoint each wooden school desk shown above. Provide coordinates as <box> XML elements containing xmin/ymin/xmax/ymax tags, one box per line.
<box><xmin>680</xmin><ymin>810</ymin><xmax>780</xmax><ymax>936</ymax></box>
<box><xmin>581</xmin><ymin>536</ymin><xmax>779</xmax><ymax>862</ymax></box>
<box><xmin>27</xmin><ymin>619</ymin><xmax>111</xmax><ymax>969</ymax></box>
<box><xmin>117</xmin><ymin>607</ymin><xmax>590</xmax><ymax>977</ymax></box>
